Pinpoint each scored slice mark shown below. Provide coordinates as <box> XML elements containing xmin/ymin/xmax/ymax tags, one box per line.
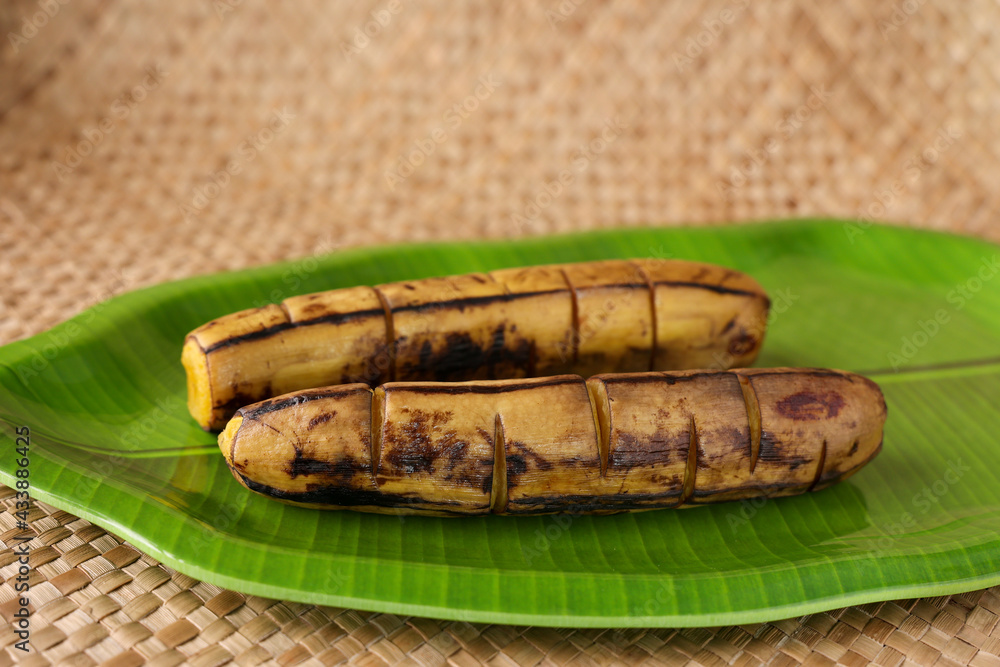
<box><xmin>808</xmin><ymin>439</ymin><xmax>827</xmax><ymax>493</ymax></box>
<box><xmin>370</xmin><ymin>386</ymin><xmax>386</xmax><ymax>479</ymax></box>
<box><xmin>491</xmin><ymin>272</ymin><xmax>513</xmax><ymax>297</ymax></box>
<box><xmin>585</xmin><ymin>378</ymin><xmax>611</xmax><ymax>476</ymax></box>
<box><xmin>629</xmin><ymin>261</ymin><xmax>659</xmax><ymax>371</ymax></box>
<box><xmin>558</xmin><ymin>267</ymin><xmax>580</xmax><ymax>363</ymax></box>
<box><xmin>680</xmin><ymin>414</ymin><xmax>698</xmax><ymax>505</ymax></box>
<box><xmin>489</xmin><ymin>413</ymin><xmax>509</xmax><ymax>514</ymax></box>
<box><xmin>371</xmin><ymin>286</ymin><xmax>396</xmax><ymax>382</ymax></box>
<box><xmin>736</xmin><ymin>373</ymin><xmax>762</xmax><ymax>473</ymax></box>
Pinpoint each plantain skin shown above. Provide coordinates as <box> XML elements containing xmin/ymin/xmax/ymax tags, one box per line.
<box><xmin>184</xmin><ymin>287</ymin><xmax>389</xmax><ymax>431</ymax></box>
<box><xmin>631</xmin><ymin>259</ymin><xmax>771</xmax><ymax>370</ymax></box>
<box><xmin>185</xmin><ymin>259</ymin><xmax>770</xmax><ymax>430</ymax></box>
<box><xmin>219</xmin><ymin>368</ymin><xmax>886</xmax><ymax>515</ymax></box>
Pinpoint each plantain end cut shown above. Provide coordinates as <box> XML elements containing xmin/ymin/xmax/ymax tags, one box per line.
<box><xmin>184</xmin><ymin>290</ymin><xmax>387</xmax><ymax>431</ymax></box>
<box><xmin>183</xmin><ymin>335</ymin><xmax>213</xmax><ymax>432</ymax></box>
<box><xmin>218</xmin><ymin>368</ymin><xmax>886</xmax><ymax>515</ymax></box>
<box><xmin>217</xmin><ymin>413</ymin><xmax>242</xmax><ymax>466</ymax></box>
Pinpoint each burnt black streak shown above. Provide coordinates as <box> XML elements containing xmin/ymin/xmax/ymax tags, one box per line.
<box><xmin>491</xmin><ymin>324</ymin><xmax>505</xmax><ymax>353</ymax></box>
<box><xmin>203</xmin><ymin>307</ymin><xmax>385</xmax><ymax>353</ymax></box>
<box><xmin>444</xmin><ymin>441</ymin><xmax>469</xmax><ymax>471</ymax></box>
<box><xmin>490</xmin><ymin>332</ymin><xmax>536</xmax><ymax>377</ymax></box>
<box><xmin>381</xmin><ymin>410</ymin><xmax>442</xmax><ymax>475</ymax></box>
<box><xmin>659</xmin><ymin>371</ymin><xmax>731</xmax><ymax>384</ymax></box>
<box><xmin>238</xmin><ymin>386</ymin><xmax>369</xmax><ymax>419</ymax></box>
<box><xmin>387</xmin><ymin>288</ymin><xmax>566</xmax><ymax>313</ymax></box>
<box><xmin>555</xmin><ymin>456</ymin><xmax>588</xmax><ymax>467</ymax></box>
<box><xmin>652</xmin><ymin>280</ymin><xmax>762</xmax><ymax>298</ymax></box>
<box><xmin>510</xmin><ymin>441</ymin><xmax>553</xmax><ymax>470</ymax></box>
<box><xmin>204</xmin><ymin>321</ymin><xmax>295</xmax><ymax>352</ymax></box>
<box><xmin>398</xmin><ymin>323</ymin><xmax>536</xmax><ymax>381</ymax></box>
<box><xmin>204</xmin><ymin>277</ymin><xmax>761</xmax><ymax>354</ymax></box>
<box><xmin>234</xmin><ymin>469</ymin><xmax>481</xmax><ymax>514</ymax></box>
<box><xmin>506</xmin><ymin>454</ymin><xmax>527</xmax><ymax>479</ymax></box>
<box><xmin>403</xmin><ymin>331</ymin><xmax>488</xmax><ymax>381</ymax></box>
<box><xmin>218</xmin><ymin>388</ymin><xmax>275</xmax><ymax>418</ymax></box>
<box><xmin>505</xmin><ymin>490</ymin><xmax>683</xmax><ymax>514</ymax></box>
<box><xmin>476</xmin><ymin>427</ymin><xmax>495</xmax><ymax>448</ymax></box>
<box><xmin>757</xmin><ymin>431</ymin><xmax>812</xmax><ymax>470</ymax></box>
<box><xmin>745</xmin><ymin>369</ymin><xmax>851</xmax><ymax>380</ymax></box>
<box><xmin>480</xmin><ymin>325</ymin><xmax>514</xmax><ymax>374</ymax></box>
<box><xmin>298</xmin><ymin>307</ymin><xmax>387</xmax><ymax>325</ymax></box>
<box><xmin>595</xmin><ymin>371</ymin><xmax>730</xmax><ymax>386</ymax></box>
<box><xmin>481</xmin><ymin>462</ymin><xmax>494</xmax><ymax>495</ymax></box>
<box><xmin>505</xmin><ymin>442</ymin><xmax>561</xmax><ymax>489</ymax></box>
<box><xmin>308</xmin><ymin>411</ymin><xmax>336</xmax><ymax>429</ymax></box>
<box><xmin>287</xmin><ymin>450</ymin><xmax>335</xmax><ymax>478</ymax></box>
<box><xmin>687</xmin><ymin>480</ymin><xmax>808</xmax><ymax>501</ymax></box>
<box><xmin>608</xmin><ymin>431</ymin><xmax>682</xmax><ymax>469</ymax></box>
<box><xmin>286</xmin><ymin>450</ymin><xmax>364</xmax><ymax>480</ymax></box>
<box><xmin>388</xmin><ymin>376</ymin><xmax>582</xmax><ymax>395</ymax></box>
<box><xmin>381</xmin><ymin>410</ymin><xmax>490</xmax><ymax>490</ymax></box>
<box><xmin>417</xmin><ymin>340</ymin><xmax>433</xmax><ymax>372</ymax></box>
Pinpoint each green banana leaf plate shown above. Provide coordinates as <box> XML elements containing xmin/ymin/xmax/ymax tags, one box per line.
<box><xmin>2</xmin><ymin>220</ymin><xmax>999</xmax><ymax>628</ymax></box>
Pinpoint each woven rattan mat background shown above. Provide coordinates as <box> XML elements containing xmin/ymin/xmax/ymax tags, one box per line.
<box><xmin>2</xmin><ymin>1</ymin><xmax>1000</xmax><ymax>665</ymax></box>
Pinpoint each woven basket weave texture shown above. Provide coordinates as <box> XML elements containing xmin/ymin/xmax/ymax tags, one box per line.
<box><xmin>1</xmin><ymin>1</ymin><xmax>999</xmax><ymax>664</ymax></box>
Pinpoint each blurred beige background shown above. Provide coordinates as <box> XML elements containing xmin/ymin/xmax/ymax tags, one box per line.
<box><xmin>2</xmin><ymin>1</ymin><xmax>1000</xmax><ymax>665</ymax></box>
<box><xmin>3</xmin><ymin>1</ymin><xmax>1000</xmax><ymax>346</ymax></box>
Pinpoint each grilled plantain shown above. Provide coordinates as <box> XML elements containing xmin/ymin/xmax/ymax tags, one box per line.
<box><xmin>218</xmin><ymin>368</ymin><xmax>886</xmax><ymax>515</ymax></box>
<box><xmin>184</xmin><ymin>259</ymin><xmax>770</xmax><ymax>430</ymax></box>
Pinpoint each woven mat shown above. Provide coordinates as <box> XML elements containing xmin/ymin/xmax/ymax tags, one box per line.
<box><xmin>2</xmin><ymin>1</ymin><xmax>1000</xmax><ymax>664</ymax></box>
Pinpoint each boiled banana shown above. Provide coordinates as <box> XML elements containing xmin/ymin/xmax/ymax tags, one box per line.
<box><xmin>218</xmin><ymin>368</ymin><xmax>886</xmax><ymax>515</ymax></box>
<box><xmin>184</xmin><ymin>259</ymin><xmax>770</xmax><ymax>430</ymax></box>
